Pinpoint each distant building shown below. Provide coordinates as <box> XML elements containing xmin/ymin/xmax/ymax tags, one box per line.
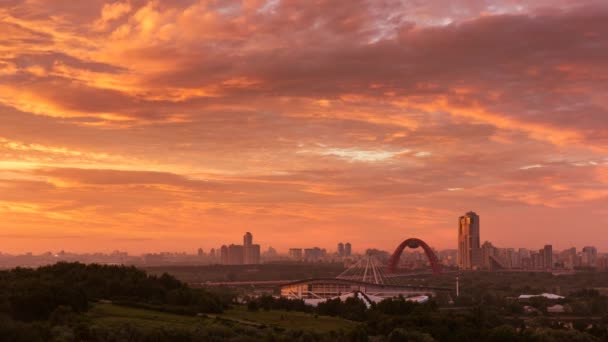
<box><xmin>244</xmin><ymin>244</ymin><xmax>260</xmax><ymax>265</ymax></box>
<box><xmin>219</xmin><ymin>232</ymin><xmax>261</xmax><ymax>265</ymax></box>
<box><xmin>560</xmin><ymin>247</ymin><xmax>577</xmax><ymax>269</ymax></box>
<box><xmin>458</xmin><ymin>211</ymin><xmax>482</xmax><ymax>269</ymax></box>
<box><xmin>243</xmin><ymin>232</ymin><xmax>253</xmax><ymax>246</ymax></box>
<box><xmin>337</xmin><ymin>243</ymin><xmax>345</xmax><ymax>256</ymax></box>
<box><xmin>265</xmin><ymin>246</ymin><xmax>278</xmax><ymax>257</ymax></box>
<box><xmin>598</xmin><ymin>256</ymin><xmax>608</xmax><ymax>271</ymax></box>
<box><xmin>228</xmin><ymin>244</ymin><xmax>244</xmax><ymax>265</ymax></box>
<box><xmin>289</xmin><ymin>248</ymin><xmax>303</xmax><ymax>260</ymax></box>
<box><xmin>220</xmin><ymin>245</ymin><xmax>229</xmax><ymax>264</ymax></box>
<box><xmin>438</xmin><ymin>249</ymin><xmax>458</xmax><ymax>266</ymax></box>
<box><xmin>532</xmin><ymin>250</ymin><xmax>544</xmax><ymax>270</ymax></box>
<box><xmin>481</xmin><ymin>241</ymin><xmax>495</xmax><ymax>268</ymax></box>
<box><xmin>197</xmin><ymin>248</ymin><xmax>204</xmax><ymax>257</ymax></box>
<box><xmin>582</xmin><ymin>246</ymin><xmax>598</xmax><ymax>267</ymax></box>
<box><xmin>304</xmin><ymin>247</ymin><xmax>325</xmax><ymax>260</ymax></box>
<box><xmin>345</xmin><ymin>243</ymin><xmax>352</xmax><ymax>257</ymax></box>
<box><xmin>507</xmin><ymin>248</ymin><xmax>518</xmax><ymax>268</ymax></box>
<box><xmin>544</xmin><ymin>245</ymin><xmax>553</xmax><ymax>270</ymax></box>
<box><xmin>243</xmin><ymin>232</ymin><xmax>261</xmax><ymax>264</ymax></box>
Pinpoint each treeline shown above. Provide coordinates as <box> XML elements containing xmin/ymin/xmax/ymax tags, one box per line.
<box><xmin>0</xmin><ymin>262</ymin><xmax>226</xmax><ymax>322</ymax></box>
<box><xmin>0</xmin><ymin>314</ymin><xmax>359</xmax><ymax>342</ymax></box>
<box><xmin>144</xmin><ymin>263</ymin><xmax>346</xmax><ymax>283</ymax></box>
<box><xmin>245</xmin><ymin>295</ymin><xmax>608</xmax><ymax>341</ymax></box>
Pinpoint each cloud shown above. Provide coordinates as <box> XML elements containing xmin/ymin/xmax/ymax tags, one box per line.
<box><xmin>300</xmin><ymin>147</ymin><xmax>411</xmax><ymax>162</ymax></box>
<box><xmin>0</xmin><ymin>0</ymin><xmax>607</xmax><ymax>253</ymax></box>
<box><xmin>520</xmin><ymin>164</ymin><xmax>543</xmax><ymax>170</ymax></box>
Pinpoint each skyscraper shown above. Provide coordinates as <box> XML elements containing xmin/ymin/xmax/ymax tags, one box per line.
<box><xmin>244</xmin><ymin>232</ymin><xmax>253</xmax><ymax>246</ymax></box>
<box><xmin>458</xmin><ymin>211</ymin><xmax>482</xmax><ymax>270</ymax></box>
<box><xmin>228</xmin><ymin>244</ymin><xmax>244</xmax><ymax>265</ymax></box>
<box><xmin>345</xmin><ymin>243</ymin><xmax>352</xmax><ymax>257</ymax></box>
<box><xmin>337</xmin><ymin>243</ymin><xmax>345</xmax><ymax>256</ymax></box>
<box><xmin>243</xmin><ymin>232</ymin><xmax>260</xmax><ymax>264</ymax></box>
<box><xmin>244</xmin><ymin>244</ymin><xmax>260</xmax><ymax>264</ymax></box>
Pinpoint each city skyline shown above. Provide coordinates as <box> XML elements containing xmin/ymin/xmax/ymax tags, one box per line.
<box><xmin>0</xmin><ymin>226</ymin><xmax>605</xmax><ymax>257</ymax></box>
<box><xmin>1</xmin><ymin>227</ymin><xmax>605</xmax><ymax>273</ymax></box>
<box><xmin>2</xmin><ymin>1</ymin><xmax>608</xmax><ymax>254</ymax></box>
<box><xmin>2</xmin><ymin>207</ymin><xmax>607</xmax><ymax>255</ymax></box>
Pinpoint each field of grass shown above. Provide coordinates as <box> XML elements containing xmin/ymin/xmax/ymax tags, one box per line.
<box><xmin>89</xmin><ymin>303</ymin><xmax>202</xmax><ymax>331</ymax></box>
<box><xmin>222</xmin><ymin>306</ymin><xmax>357</xmax><ymax>333</ymax></box>
<box><xmin>89</xmin><ymin>303</ymin><xmax>357</xmax><ymax>334</ymax></box>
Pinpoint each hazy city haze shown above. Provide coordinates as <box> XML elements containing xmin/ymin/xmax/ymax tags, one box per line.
<box><xmin>1</xmin><ymin>0</ymin><xmax>608</xmax><ymax>254</ymax></box>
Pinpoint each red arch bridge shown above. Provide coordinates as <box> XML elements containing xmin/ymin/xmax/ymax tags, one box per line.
<box><xmin>387</xmin><ymin>238</ymin><xmax>442</xmax><ymax>275</ymax></box>
<box><xmin>337</xmin><ymin>238</ymin><xmax>443</xmax><ymax>285</ymax></box>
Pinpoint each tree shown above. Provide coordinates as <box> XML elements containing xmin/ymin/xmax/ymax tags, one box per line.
<box><xmin>247</xmin><ymin>300</ymin><xmax>259</xmax><ymax>312</ymax></box>
<box><xmin>388</xmin><ymin>328</ymin><xmax>436</xmax><ymax>342</ymax></box>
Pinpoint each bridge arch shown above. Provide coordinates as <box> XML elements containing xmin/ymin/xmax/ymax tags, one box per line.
<box><xmin>387</xmin><ymin>238</ymin><xmax>442</xmax><ymax>275</ymax></box>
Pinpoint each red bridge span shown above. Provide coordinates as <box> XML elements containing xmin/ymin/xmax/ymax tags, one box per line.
<box><xmin>387</xmin><ymin>238</ymin><xmax>442</xmax><ymax>275</ymax></box>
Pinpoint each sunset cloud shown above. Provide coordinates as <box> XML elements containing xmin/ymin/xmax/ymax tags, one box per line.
<box><xmin>0</xmin><ymin>0</ymin><xmax>607</xmax><ymax>253</ymax></box>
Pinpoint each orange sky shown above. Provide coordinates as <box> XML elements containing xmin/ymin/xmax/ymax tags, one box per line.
<box><xmin>1</xmin><ymin>0</ymin><xmax>607</xmax><ymax>254</ymax></box>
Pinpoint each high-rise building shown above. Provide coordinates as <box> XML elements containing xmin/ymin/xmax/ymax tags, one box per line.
<box><xmin>244</xmin><ymin>232</ymin><xmax>253</xmax><ymax>246</ymax></box>
<box><xmin>345</xmin><ymin>243</ymin><xmax>352</xmax><ymax>257</ymax></box>
<box><xmin>197</xmin><ymin>248</ymin><xmax>204</xmax><ymax>257</ymax></box>
<box><xmin>337</xmin><ymin>243</ymin><xmax>345</xmax><ymax>256</ymax></box>
<box><xmin>544</xmin><ymin>245</ymin><xmax>553</xmax><ymax>270</ymax></box>
<box><xmin>243</xmin><ymin>232</ymin><xmax>261</xmax><ymax>264</ymax></box>
<box><xmin>244</xmin><ymin>244</ymin><xmax>260</xmax><ymax>264</ymax></box>
<box><xmin>228</xmin><ymin>244</ymin><xmax>244</xmax><ymax>265</ymax></box>
<box><xmin>458</xmin><ymin>211</ymin><xmax>482</xmax><ymax>270</ymax></box>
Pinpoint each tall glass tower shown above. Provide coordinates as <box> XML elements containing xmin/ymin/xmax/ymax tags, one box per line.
<box><xmin>458</xmin><ymin>211</ymin><xmax>481</xmax><ymax>269</ymax></box>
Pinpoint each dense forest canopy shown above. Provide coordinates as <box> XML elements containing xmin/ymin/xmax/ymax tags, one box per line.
<box><xmin>0</xmin><ymin>262</ymin><xmax>225</xmax><ymax>321</ymax></box>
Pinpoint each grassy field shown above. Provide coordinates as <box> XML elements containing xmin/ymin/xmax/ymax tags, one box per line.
<box><xmin>89</xmin><ymin>303</ymin><xmax>356</xmax><ymax>334</ymax></box>
<box><xmin>89</xmin><ymin>303</ymin><xmax>202</xmax><ymax>330</ymax></box>
<box><xmin>222</xmin><ymin>306</ymin><xmax>357</xmax><ymax>333</ymax></box>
